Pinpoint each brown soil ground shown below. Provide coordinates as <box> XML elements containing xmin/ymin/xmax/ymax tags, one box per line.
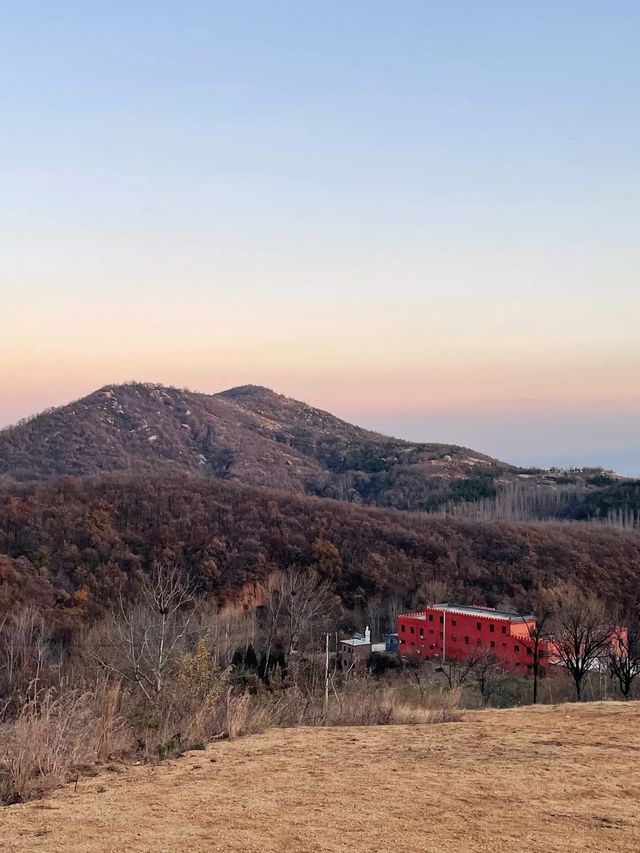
<box><xmin>1</xmin><ymin>702</ymin><xmax>639</xmax><ymax>852</ymax></box>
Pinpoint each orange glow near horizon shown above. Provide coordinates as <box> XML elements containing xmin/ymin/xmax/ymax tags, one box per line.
<box><xmin>2</xmin><ymin>293</ymin><xmax>639</xmax><ymax>474</ymax></box>
<box><xmin>2</xmin><ymin>350</ymin><xmax>638</xmax><ymax>425</ymax></box>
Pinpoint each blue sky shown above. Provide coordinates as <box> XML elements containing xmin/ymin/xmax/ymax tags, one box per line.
<box><xmin>1</xmin><ymin>2</ymin><xmax>639</xmax><ymax>473</ymax></box>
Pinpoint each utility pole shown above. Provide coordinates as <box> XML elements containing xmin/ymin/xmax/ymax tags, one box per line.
<box><xmin>442</xmin><ymin>608</ymin><xmax>447</xmax><ymax>663</ymax></box>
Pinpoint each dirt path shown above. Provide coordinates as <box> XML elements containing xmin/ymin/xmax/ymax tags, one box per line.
<box><xmin>1</xmin><ymin>702</ymin><xmax>639</xmax><ymax>852</ymax></box>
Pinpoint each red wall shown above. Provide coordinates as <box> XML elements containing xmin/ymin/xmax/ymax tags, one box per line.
<box><xmin>397</xmin><ymin>606</ymin><xmax>547</xmax><ymax>673</ymax></box>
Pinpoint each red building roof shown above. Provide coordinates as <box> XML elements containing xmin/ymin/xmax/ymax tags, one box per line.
<box><xmin>428</xmin><ymin>603</ymin><xmax>534</xmax><ymax>623</ymax></box>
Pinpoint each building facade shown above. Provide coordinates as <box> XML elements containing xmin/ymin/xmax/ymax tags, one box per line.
<box><xmin>397</xmin><ymin>603</ymin><xmax>543</xmax><ymax>673</ymax></box>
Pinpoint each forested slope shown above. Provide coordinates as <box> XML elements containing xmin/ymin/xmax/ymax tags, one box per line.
<box><xmin>1</xmin><ymin>475</ymin><xmax>638</xmax><ymax>636</ymax></box>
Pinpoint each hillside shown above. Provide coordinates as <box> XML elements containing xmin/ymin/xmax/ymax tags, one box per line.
<box><xmin>1</xmin><ymin>382</ymin><xmax>631</xmax><ymax>515</ymax></box>
<box><xmin>2</xmin><ymin>702</ymin><xmax>639</xmax><ymax>852</ymax></box>
<box><xmin>1</xmin><ymin>475</ymin><xmax>639</xmax><ymax>628</ymax></box>
<box><xmin>0</xmin><ymin>382</ymin><xmax>539</xmax><ymax>511</ymax></box>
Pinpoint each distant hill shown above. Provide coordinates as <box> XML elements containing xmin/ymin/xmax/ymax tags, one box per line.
<box><xmin>0</xmin><ymin>382</ymin><xmax>633</xmax><ymax>515</ymax></box>
<box><xmin>0</xmin><ymin>382</ymin><xmax>508</xmax><ymax>510</ymax></box>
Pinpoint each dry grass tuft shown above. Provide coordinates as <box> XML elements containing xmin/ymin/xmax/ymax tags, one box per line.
<box><xmin>0</xmin><ymin>683</ymin><xmax>128</xmax><ymax>804</ymax></box>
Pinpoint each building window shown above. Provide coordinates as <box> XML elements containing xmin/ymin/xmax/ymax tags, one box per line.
<box><xmin>429</xmin><ymin>629</ymin><xmax>434</xmax><ymax>634</ymax></box>
<box><xmin>428</xmin><ymin>614</ymin><xmax>433</xmax><ymax>622</ymax></box>
<box><xmin>476</xmin><ymin>622</ymin><xmax>482</xmax><ymax>631</ymax></box>
<box><xmin>439</xmin><ymin>615</ymin><xmax>444</xmax><ymax>624</ymax></box>
<box><xmin>477</xmin><ymin>639</ymin><xmax>482</xmax><ymax>646</ymax></box>
<box><xmin>490</xmin><ymin>641</ymin><xmax>495</xmax><ymax>648</ymax></box>
<box><xmin>411</xmin><ymin>642</ymin><xmax>415</xmax><ymax>647</ymax></box>
<box><xmin>526</xmin><ymin>647</ymin><xmax>532</xmax><ymax>656</ymax></box>
<box><xmin>452</xmin><ymin>619</ymin><xmax>457</xmax><ymax>626</ymax></box>
<box><xmin>464</xmin><ymin>636</ymin><xmax>470</xmax><ymax>645</ymax></box>
<box><xmin>419</xmin><ymin>628</ymin><xmax>424</xmax><ymax>638</ymax></box>
<box><xmin>452</xmin><ymin>635</ymin><xmax>458</xmax><ymax>641</ymax></box>
<box><xmin>501</xmin><ymin>626</ymin><xmax>507</xmax><ymax>635</ymax></box>
<box><xmin>489</xmin><ymin>624</ymin><xmax>495</xmax><ymax>633</ymax></box>
<box><xmin>401</xmin><ymin>624</ymin><xmax>406</xmax><ymax>632</ymax></box>
<box><xmin>514</xmin><ymin>644</ymin><xmax>520</xmax><ymax>653</ymax></box>
<box><xmin>410</xmin><ymin>626</ymin><xmax>415</xmax><ymax>635</ymax></box>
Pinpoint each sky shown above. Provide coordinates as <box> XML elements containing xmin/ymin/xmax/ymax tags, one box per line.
<box><xmin>1</xmin><ymin>2</ymin><xmax>639</xmax><ymax>474</ymax></box>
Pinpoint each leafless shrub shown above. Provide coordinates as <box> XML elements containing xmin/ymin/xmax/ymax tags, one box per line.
<box><xmin>131</xmin><ymin>638</ymin><xmax>232</xmax><ymax>757</ymax></box>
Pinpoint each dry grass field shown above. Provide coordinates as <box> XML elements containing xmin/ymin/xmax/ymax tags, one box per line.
<box><xmin>1</xmin><ymin>702</ymin><xmax>639</xmax><ymax>853</ymax></box>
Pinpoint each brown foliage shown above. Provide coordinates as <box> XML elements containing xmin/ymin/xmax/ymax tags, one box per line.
<box><xmin>0</xmin><ymin>476</ymin><xmax>639</xmax><ymax>637</ymax></box>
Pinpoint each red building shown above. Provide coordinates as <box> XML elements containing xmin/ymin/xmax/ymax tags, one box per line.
<box><xmin>397</xmin><ymin>603</ymin><xmax>544</xmax><ymax>673</ymax></box>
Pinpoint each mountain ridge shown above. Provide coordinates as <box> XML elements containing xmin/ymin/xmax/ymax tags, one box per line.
<box><xmin>0</xmin><ymin>382</ymin><xmax>512</xmax><ymax>508</ymax></box>
<box><xmin>0</xmin><ymin>381</ymin><xmax>625</xmax><ymax>513</ymax></box>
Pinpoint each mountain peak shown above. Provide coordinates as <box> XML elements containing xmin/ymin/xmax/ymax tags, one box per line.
<box><xmin>218</xmin><ymin>384</ymin><xmax>281</xmax><ymax>401</ymax></box>
<box><xmin>0</xmin><ymin>381</ymin><xmax>517</xmax><ymax>510</ymax></box>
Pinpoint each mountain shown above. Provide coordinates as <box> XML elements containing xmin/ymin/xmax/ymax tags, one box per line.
<box><xmin>0</xmin><ymin>382</ymin><xmax>513</xmax><ymax>509</ymax></box>
<box><xmin>0</xmin><ymin>382</ymin><xmax>632</xmax><ymax>515</ymax></box>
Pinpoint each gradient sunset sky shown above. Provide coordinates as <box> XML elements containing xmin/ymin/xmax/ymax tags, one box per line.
<box><xmin>2</xmin><ymin>2</ymin><xmax>639</xmax><ymax>473</ymax></box>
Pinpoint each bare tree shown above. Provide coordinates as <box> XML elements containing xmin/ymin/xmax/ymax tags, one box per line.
<box><xmin>91</xmin><ymin>562</ymin><xmax>195</xmax><ymax>705</ymax></box>
<box><xmin>193</xmin><ymin>603</ymin><xmax>252</xmax><ymax>668</ymax></box>
<box><xmin>279</xmin><ymin>567</ymin><xmax>335</xmax><ymax>660</ymax></box>
<box><xmin>257</xmin><ymin>567</ymin><xmax>335</xmax><ymax>683</ymax></box>
<box><xmin>384</xmin><ymin>590</ymin><xmax>405</xmax><ymax>637</ymax></box>
<box><xmin>608</xmin><ymin>611</ymin><xmax>640</xmax><ymax>700</ymax></box>
<box><xmin>261</xmin><ymin>573</ymin><xmax>286</xmax><ymax>675</ymax></box>
<box><xmin>550</xmin><ymin>583</ymin><xmax>612</xmax><ymax>702</ymax></box>
<box><xmin>518</xmin><ymin>597</ymin><xmax>554</xmax><ymax>705</ymax></box>
<box><xmin>365</xmin><ymin>595</ymin><xmax>385</xmax><ymax>642</ymax></box>
<box><xmin>413</xmin><ymin>578</ymin><xmax>453</xmax><ymax>610</ymax></box>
